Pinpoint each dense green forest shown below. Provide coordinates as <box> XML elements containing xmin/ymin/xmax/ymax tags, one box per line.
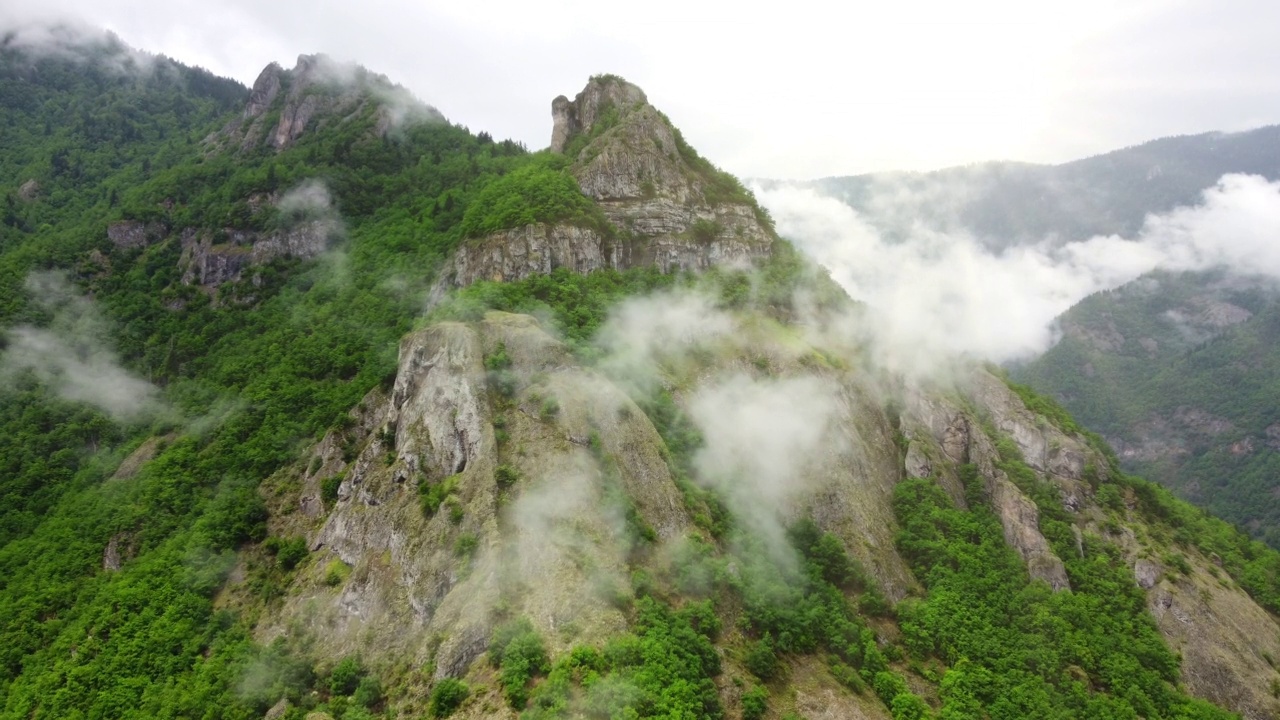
<box><xmin>3</xmin><ymin>27</ymin><xmax>1280</xmax><ymax>720</ymax></box>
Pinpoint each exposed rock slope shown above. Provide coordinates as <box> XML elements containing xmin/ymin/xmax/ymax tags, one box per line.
<box><xmin>253</xmin><ymin>300</ymin><xmax>1280</xmax><ymax>719</ymax></box>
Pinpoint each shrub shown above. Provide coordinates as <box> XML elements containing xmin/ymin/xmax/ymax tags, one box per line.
<box><xmin>540</xmin><ymin>397</ymin><xmax>560</xmax><ymax>420</ymax></box>
<box><xmin>454</xmin><ymin>532</ymin><xmax>478</xmax><ymax>558</ymax></box>
<box><xmin>494</xmin><ymin>464</ymin><xmax>520</xmax><ymax>489</ymax></box>
<box><xmin>321</xmin><ymin>474</ymin><xmax>343</xmax><ymax>506</ymax></box>
<box><xmin>490</xmin><ymin>618</ymin><xmax>549</xmax><ymax>709</ymax></box>
<box><xmin>690</xmin><ymin>218</ymin><xmax>723</xmax><ymax>243</ymax></box>
<box><xmin>742</xmin><ymin>686</ymin><xmax>768</xmax><ymax>720</ymax></box>
<box><xmin>275</xmin><ymin>536</ymin><xmax>309</xmax><ymax>570</ymax></box>
<box><xmin>744</xmin><ymin>635</ymin><xmax>779</xmax><ymax>681</ymax></box>
<box><xmin>447</xmin><ymin>498</ymin><xmax>465</xmax><ymax>525</ymax></box>
<box><xmin>329</xmin><ymin>656</ymin><xmax>365</xmax><ymax>695</ymax></box>
<box><xmin>420</xmin><ymin>475</ymin><xmax>458</xmax><ymax>518</ymax></box>
<box><xmin>352</xmin><ymin>675</ymin><xmax>382</xmax><ymax>708</ymax></box>
<box><xmin>324</xmin><ymin>559</ymin><xmax>351</xmax><ymax>587</ymax></box>
<box><xmin>429</xmin><ymin>678</ymin><xmax>469</xmax><ymax>717</ymax></box>
<box><xmin>1097</xmin><ymin>483</ymin><xmax>1125</xmax><ymax>512</ymax></box>
<box><xmin>458</xmin><ymin>156</ymin><xmax>607</xmax><ymax>238</ymax></box>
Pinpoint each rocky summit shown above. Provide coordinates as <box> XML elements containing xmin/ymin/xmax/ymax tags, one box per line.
<box><xmin>436</xmin><ymin>76</ymin><xmax>778</xmax><ymax>289</ymax></box>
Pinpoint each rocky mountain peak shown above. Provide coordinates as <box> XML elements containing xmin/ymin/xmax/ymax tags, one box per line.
<box><xmin>243</xmin><ymin>61</ymin><xmax>283</xmax><ymax>118</ymax></box>
<box><xmin>550</xmin><ymin>74</ymin><xmax>648</xmax><ymax>153</ymax></box>
<box><xmin>435</xmin><ymin>75</ymin><xmax>779</xmax><ymax>290</ymax></box>
<box><xmin>216</xmin><ymin>53</ymin><xmax>443</xmax><ymax>152</ymax></box>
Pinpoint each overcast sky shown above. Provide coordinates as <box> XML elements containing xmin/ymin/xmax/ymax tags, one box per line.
<box><xmin>5</xmin><ymin>0</ymin><xmax>1280</xmax><ymax>179</ymax></box>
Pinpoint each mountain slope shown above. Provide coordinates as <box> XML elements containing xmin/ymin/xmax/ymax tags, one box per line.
<box><xmin>2</xmin><ymin>27</ymin><xmax>1280</xmax><ymax>720</ymax></box>
<box><xmin>1012</xmin><ymin>269</ymin><xmax>1280</xmax><ymax>546</ymax></box>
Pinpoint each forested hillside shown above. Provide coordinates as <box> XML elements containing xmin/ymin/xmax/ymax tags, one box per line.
<box><xmin>4</xmin><ymin>25</ymin><xmax>1280</xmax><ymax>720</ymax></box>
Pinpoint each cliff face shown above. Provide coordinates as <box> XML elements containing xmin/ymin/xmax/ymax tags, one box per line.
<box><xmin>105</xmin><ymin>206</ymin><xmax>335</xmax><ymax>290</ymax></box>
<box><xmin>436</xmin><ymin>76</ymin><xmax>777</xmax><ymax>289</ymax></box>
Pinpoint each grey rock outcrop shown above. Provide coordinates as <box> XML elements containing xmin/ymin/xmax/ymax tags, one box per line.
<box><xmin>244</xmin><ymin>62</ymin><xmax>282</xmax><ymax>119</ymax></box>
<box><xmin>17</xmin><ymin>179</ymin><xmax>39</xmax><ymax>202</ymax></box>
<box><xmin>550</xmin><ymin>76</ymin><xmax>647</xmax><ymax>154</ymax></box>
<box><xmin>178</xmin><ymin>220</ymin><xmax>333</xmax><ymax>287</ymax></box>
<box><xmin>990</xmin><ymin>476</ymin><xmax>1071</xmax><ymax>590</ymax></box>
<box><xmin>1134</xmin><ymin>558</ymin><xmax>1161</xmax><ymax>589</ymax></box>
<box><xmin>435</xmin><ymin>76</ymin><xmax>776</xmax><ymax>293</ymax></box>
<box><xmin>107</xmin><ymin>220</ymin><xmax>166</xmax><ymax>250</ymax></box>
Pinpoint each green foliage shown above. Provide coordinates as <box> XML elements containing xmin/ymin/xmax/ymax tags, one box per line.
<box><xmin>539</xmin><ymin>396</ymin><xmax>560</xmax><ymax>420</ymax></box>
<box><xmin>324</xmin><ymin>559</ymin><xmax>352</xmax><ymax>587</ymax></box>
<box><xmin>429</xmin><ymin>266</ymin><xmax>679</xmax><ymax>349</ymax></box>
<box><xmin>490</xmin><ymin>618</ymin><xmax>550</xmax><ymax>709</ymax></box>
<box><xmin>743</xmin><ymin>636</ymin><xmax>779</xmax><ymax>680</ymax></box>
<box><xmin>329</xmin><ymin>655</ymin><xmax>366</xmax><ymax>695</ymax></box>
<box><xmin>265</xmin><ymin>535</ymin><xmax>309</xmax><ymax>570</ymax></box>
<box><xmin>690</xmin><ymin>218</ymin><xmax>723</xmax><ymax>243</ymax></box>
<box><xmin>352</xmin><ymin>675</ymin><xmax>383</xmax><ymax>708</ymax></box>
<box><xmin>892</xmin><ymin>474</ymin><xmax>1234</xmax><ymax>720</ymax></box>
<box><xmin>495</xmin><ymin>464</ymin><xmax>520</xmax><ymax>489</ymax></box>
<box><xmin>420</xmin><ymin>475</ymin><xmax>459</xmax><ymax>518</ymax></box>
<box><xmin>454</xmin><ymin>532</ymin><xmax>478</xmax><ymax>559</ymax></box>
<box><xmin>459</xmin><ymin>154</ymin><xmax>609</xmax><ymax>238</ymax></box>
<box><xmin>429</xmin><ymin>678</ymin><xmax>470</xmax><ymax>717</ymax></box>
<box><xmin>741</xmin><ymin>686</ymin><xmax>768</xmax><ymax>720</ymax></box>
<box><xmin>1096</xmin><ymin>483</ymin><xmax>1124</xmax><ymax>512</ymax></box>
<box><xmin>523</xmin><ymin>597</ymin><xmax>723</xmax><ymax>719</ymax></box>
<box><xmin>321</xmin><ymin>474</ymin><xmax>344</xmax><ymax>506</ymax></box>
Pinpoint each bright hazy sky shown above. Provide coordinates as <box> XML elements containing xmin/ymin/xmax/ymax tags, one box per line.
<box><xmin>5</xmin><ymin>0</ymin><xmax>1280</xmax><ymax>179</ymax></box>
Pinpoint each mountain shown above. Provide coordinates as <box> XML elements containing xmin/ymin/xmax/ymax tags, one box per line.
<box><xmin>775</xmin><ymin>125</ymin><xmax>1280</xmax><ymax>247</ymax></box>
<box><xmin>1011</xmin><ymin>269</ymin><xmax>1280</xmax><ymax>546</ymax></box>
<box><xmin>4</xmin><ymin>25</ymin><xmax>1280</xmax><ymax>720</ymax></box>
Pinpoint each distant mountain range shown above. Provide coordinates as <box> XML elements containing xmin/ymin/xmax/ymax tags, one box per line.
<box><xmin>775</xmin><ymin>124</ymin><xmax>1280</xmax><ymax>247</ymax></box>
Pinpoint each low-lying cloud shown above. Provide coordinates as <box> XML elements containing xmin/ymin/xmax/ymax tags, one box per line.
<box><xmin>755</xmin><ymin>173</ymin><xmax>1280</xmax><ymax>374</ymax></box>
<box><xmin>688</xmin><ymin>373</ymin><xmax>845</xmax><ymax>558</ymax></box>
<box><xmin>1</xmin><ymin>271</ymin><xmax>166</xmax><ymax>422</ymax></box>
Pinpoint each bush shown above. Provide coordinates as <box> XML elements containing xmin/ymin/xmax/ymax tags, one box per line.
<box><xmin>352</xmin><ymin>675</ymin><xmax>382</xmax><ymax>708</ymax></box>
<box><xmin>490</xmin><ymin>618</ymin><xmax>549</xmax><ymax>709</ymax></box>
<box><xmin>454</xmin><ymin>532</ymin><xmax>478</xmax><ymax>558</ymax></box>
<box><xmin>274</xmin><ymin>536</ymin><xmax>309</xmax><ymax>570</ymax></box>
<box><xmin>329</xmin><ymin>656</ymin><xmax>365</xmax><ymax>695</ymax></box>
<box><xmin>741</xmin><ymin>686</ymin><xmax>768</xmax><ymax>720</ymax></box>
<box><xmin>744</xmin><ymin>635</ymin><xmax>779</xmax><ymax>681</ymax></box>
<box><xmin>420</xmin><ymin>475</ymin><xmax>458</xmax><ymax>518</ymax></box>
<box><xmin>321</xmin><ymin>474</ymin><xmax>343</xmax><ymax>506</ymax></box>
<box><xmin>458</xmin><ymin>156</ymin><xmax>607</xmax><ymax>238</ymax></box>
<box><xmin>539</xmin><ymin>397</ymin><xmax>560</xmax><ymax>420</ymax></box>
<box><xmin>429</xmin><ymin>678</ymin><xmax>469</xmax><ymax>718</ymax></box>
<box><xmin>495</xmin><ymin>464</ymin><xmax>520</xmax><ymax>489</ymax></box>
<box><xmin>324</xmin><ymin>559</ymin><xmax>351</xmax><ymax>587</ymax></box>
<box><xmin>1097</xmin><ymin>483</ymin><xmax>1125</xmax><ymax>512</ymax></box>
<box><xmin>690</xmin><ymin>218</ymin><xmax>723</xmax><ymax>243</ymax></box>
